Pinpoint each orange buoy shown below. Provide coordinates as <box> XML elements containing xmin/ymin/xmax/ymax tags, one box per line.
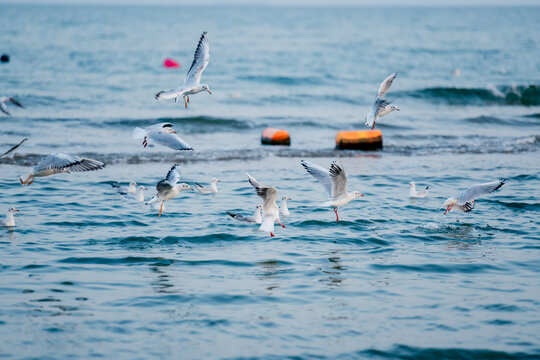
<box><xmin>163</xmin><ymin>58</ymin><xmax>180</xmax><ymax>68</ymax></box>
<box><xmin>335</xmin><ymin>130</ymin><xmax>382</xmax><ymax>150</ymax></box>
<box><xmin>261</xmin><ymin>128</ymin><xmax>291</xmax><ymax>146</ymax></box>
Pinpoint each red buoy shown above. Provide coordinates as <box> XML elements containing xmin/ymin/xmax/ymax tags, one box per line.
<box><xmin>163</xmin><ymin>58</ymin><xmax>180</xmax><ymax>68</ymax></box>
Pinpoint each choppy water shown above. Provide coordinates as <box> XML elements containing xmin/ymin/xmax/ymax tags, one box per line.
<box><xmin>1</xmin><ymin>4</ymin><xmax>540</xmax><ymax>359</ymax></box>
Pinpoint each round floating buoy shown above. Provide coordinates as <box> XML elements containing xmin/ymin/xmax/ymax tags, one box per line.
<box><xmin>163</xmin><ymin>58</ymin><xmax>180</xmax><ymax>68</ymax></box>
<box><xmin>336</xmin><ymin>130</ymin><xmax>382</xmax><ymax>150</ymax></box>
<box><xmin>0</xmin><ymin>54</ymin><xmax>9</xmax><ymax>63</ymax></box>
<box><xmin>261</xmin><ymin>128</ymin><xmax>291</xmax><ymax>146</ymax></box>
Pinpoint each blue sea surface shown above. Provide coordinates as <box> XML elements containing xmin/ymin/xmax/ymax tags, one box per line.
<box><xmin>1</xmin><ymin>4</ymin><xmax>540</xmax><ymax>359</ymax></box>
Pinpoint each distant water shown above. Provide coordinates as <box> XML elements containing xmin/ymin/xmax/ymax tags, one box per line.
<box><xmin>1</xmin><ymin>5</ymin><xmax>540</xmax><ymax>359</ymax></box>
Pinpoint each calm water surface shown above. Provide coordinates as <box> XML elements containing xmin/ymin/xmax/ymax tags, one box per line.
<box><xmin>1</xmin><ymin>5</ymin><xmax>539</xmax><ymax>359</ymax></box>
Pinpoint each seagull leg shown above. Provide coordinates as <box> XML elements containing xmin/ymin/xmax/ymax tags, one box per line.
<box><xmin>159</xmin><ymin>201</ymin><xmax>164</xmax><ymax>217</ymax></box>
<box><xmin>187</xmin><ymin>95</ymin><xmax>190</xmax><ymax>103</ymax></box>
<box><xmin>19</xmin><ymin>176</ymin><xmax>30</xmax><ymax>185</ymax></box>
<box><xmin>27</xmin><ymin>177</ymin><xmax>34</xmax><ymax>185</ymax></box>
<box><xmin>142</xmin><ymin>137</ymin><xmax>148</xmax><ymax>148</ymax></box>
<box><xmin>278</xmin><ymin>222</ymin><xmax>286</xmax><ymax>228</ymax></box>
<box><xmin>334</xmin><ymin>208</ymin><xmax>339</xmax><ymax>222</ymax></box>
<box><xmin>443</xmin><ymin>204</ymin><xmax>454</xmax><ymax>215</ymax></box>
<box><xmin>270</xmin><ymin>232</ymin><xmax>275</xmax><ymax>237</ymax></box>
<box><xmin>183</xmin><ymin>96</ymin><xmax>188</xmax><ymax>108</ymax></box>
<box><xmin>371</xmin><ymin>123</ymin><xmax>375</xmax><ymax>130</ymax></box>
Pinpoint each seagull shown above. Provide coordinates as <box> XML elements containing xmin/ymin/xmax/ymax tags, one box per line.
<box><xmin>1</xmin><ymin>207</ymin><xmax>20</xmax><ymax>227</ymax></box>
<box><xmin>442</xmin><ymin>179</ymin><xmax>506</xmax><ymax>215</ymax></box>
<box><xmin>195</xmin><ymin>178</ymin><xmax>221</xmax><ymax>194</ymax></box>
<box><xmin>155</xmin><ymin>31</ymin><xmax>211</xmax><ymax>108</ymax></box>
<box><xmin>409</xmin><ymin>182</ymin><xmax>430</xmax><ymax>198</ymax></box>
<box><xmin>246</xmin><ymin>172</ymin><xmax>284</xmax><ymax>237</ymax></box>
<box><xmin>118</xmin><ymin>185</ymin><xmax>147</xmax><ymax>202</ymax></box>
<box><xmin>112</xmin><ymin>181</ymin><xmax>138</xmax><ymax>195</ymax></box>
<box><xmin>0</xmin><ymin>97</ymin><xmax>24</xmax><ymax>116</ymax></box>
<box><xmin>227</xmin><ymin>205</ymin><xmax>263</xmax><ymax>224</ymax></box>
<box><xmin>19</xmin><ymin>153</ymin><xmax>106</xmax><ymax>185</ymax></box>
<box><xmin>146</xmin><ymin>164</ymin><xmax>193</xmax><ymax>217</ymax></box>
<box><xmin>279</xmin><ymin>196</ymin><xmax>292</xmax><ymax>217</ymax></box>
<box><xmin>0</xmin><ymin>138</ymin><xmax>28</xmax><ymax>159</ymax></box>
<box><xmin>132</xmin><ymin>123</ymin><xmax>193</xmax><ymax>151</ymax></box>
<box><xmin>300</xmin><ymin>160</ymin><xmax>364</xmax><ymax>222</ymax></box>
<box><xmin>365</xmin><ymin>72</ymin><xmax>399</xmax><ymax>130</ymax></box>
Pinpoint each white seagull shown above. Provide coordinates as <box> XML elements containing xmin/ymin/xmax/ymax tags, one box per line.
<box><xmin>279</xmin><ymin>196</ymin><xmax>292</xmax><ymax>217</ymax></box>
<box><xmin>155</xmin><ymin>31</ymin><xmax>211</xmax><ymax>108</ymax></box>
<box><xmin>0</xmin><ymin>97</ymin><xmax>24</xmax><ymax>116</ymax></box>
<box><xmin>112</xmin><ymin>181</ymin><xmax>138</xmax><ymax>195</ymax></box>
<box><xmin>1</xmin><ymin>207</ymin><xmax>20</xmax><ymax>227</ymax></box>
<box><xmin>146</xmin><ymin>164</ymin><xmax>193</xmax><ymax>217</ymax></box>
<box><xmin>1</xmin><ymin>138</ymin><xmax>28</xmax><ymax>159</ymax></box>
<box><xmin>195</xmin><ymin>178</ymin><xmax>221</xmax><ymax>194</ymax></box>
<box><xmin>409</xmin><ymin>182</ymin><xmax>430</xmax><ymax>198</ymax></box>
<box><xmin>246</xmin><ymin>172</ymin><xmax>285</xmax><ymax>237</ymax></box>
<box><xmin>442</xmin><ymin>179</ymin><xmax>506</xmax><ymax>215</ymax></box>
<box><xmin>132</xmin><ymin>123</ymin><xmax>193</xmax><ymax>151</ymax></box>
<box><xmin>20</xmin><ymin>153</ymin><xmax>105</xmax><ymax>185</ymax></box>
<box><xmin>118</xmin><ymin>185</ymin><xmax>147</xmax><ymax>202</ymax></box>
<box><xmin>301</xmin><ymin>160</ymin><xmax>364</xmax><ymax>222</ymax></box>
<box><xmin>365</xmin><ymin>72</ymin><xmax>399</xmax><ymax>130</ymax></box>
<box><xmin>227</xmin><ymin>205</ymin><xmax>263</xmax><ymax>224</ymax></box>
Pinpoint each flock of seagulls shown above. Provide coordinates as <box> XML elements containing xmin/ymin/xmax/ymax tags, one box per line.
<box><xmin>1</xmin><ymin>31</ymin><xmax>507</xmax><ymax>230</ymax></box>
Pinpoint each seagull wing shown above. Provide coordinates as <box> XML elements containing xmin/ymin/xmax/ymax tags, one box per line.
<box><xmin>8</xmin><ymin>97</ymin><xmax>24</xmax><ymax>108</ymax></box>
<box><xmin>301</xmin><ymin>160</ymin><xmax>332</xmax><ymax>198</ymax></box>
<box><xmin>378</xmin><ymin>72</ymin><xmax>397</xmax><ymax>98</ymax></box>
<box><xmin>183</xmin><ymin>31</ymin><xmax>210</xmax><ymax>87</ymax></box>
<box><xmin>151</xmin><ymin>131</ymin><xmax>193</xmax><ymax>151</ymax></box>
<box><xmin>33</xmin><ymin>153</ymin><xmax>105</xmax><ymax>173</ymax></box>
<box><xmin>227</xmin><ymin>211</ymin><xmax>256</xmax><ymax>224</ymax></box>
<box><xmin>156</xmin><ymin>164</ymin><xmax>181</xmax><ymax>193</ymax></box>
<box><xmin>0</xmin><ymin>102</ymin><xmax>10</xmax><ymax>115</ymax></box>
<box><xmin>0</xmin><ymin>138</ymin><xmax>28</xmax><ymax>158</ymax></box>
<box><xmin>245</xmin><ymin>172</ymin><xmax>262</xmax><ymax>189</ymax></box>
<box><xmin>458</xmin><ymin>179</ymin><xmax>506</xmax><ymax>204</ymax></box>
<box><xmin>329</xmin><ymin>161</ymin><xmax>348</xmax><ymax>199</ymax></box>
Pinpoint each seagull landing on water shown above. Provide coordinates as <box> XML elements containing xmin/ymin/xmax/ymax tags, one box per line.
<box><xmin>146</xmin><ymin>164</ymin><xmax>194</xmax><ymax>217</ymax></box>
<box><xmin>0</xmin><ymin>97</ymin><xmax>24</xmax><ymax>116</ymax></box>
<box><xmin>132</xmin><ymin>123</ymin><xmax>193</xmax><ymax>151</ymax></box>
<box><xmin>1</xmin><ymin>138</ymin><xmax>28</xmax><ymax>159</ymax></box>
<box><xmin>20</xmin><ymin>153</ymin><xmax>105</xmax><ymax>186</ymax></box>
<box><xmin>195</xmin><ymin>178</ymin><xmax>221</xmax><ymax>194</ymax></box>
<box><xmin>409</xmin><ymin>182</ymin><xmax>430</xmax><ymax>198</ymax></box>
<box><xmin>301</xmin><ymin>160</ymin><xmax>364</xmax><ymax>222</ymax></box>
<box><xmin>155</xmin><ymin>31</ymin><xmax>211</xmax><ymax>108</ymax></box>
<box><xmin>246</xmin><ymin>172</ymin><xmax>285</xmax><ymax>237</ymax></box>
<box><xmin>279</xmin><ymin>196</ymin><xmax>292</xmax><ymax>217</ymax></box>
<box><xmin>227</xmin><ymin>205</ymin><xmax>263</xmax><ymax>224</ymax></box>
<box><xmin>441</xmin><ymin>179</ymin><xmax>506</xmax><ymax>215</ymax></box>
<box><xmin>1</xmin><ymin>207</ymin><xmax>20</xmax><ymax>227</ymax></box>
<box><xmin>365</xmin><ymin>72</ymin><xmax>399</xmax><ymax>130</ymax></box>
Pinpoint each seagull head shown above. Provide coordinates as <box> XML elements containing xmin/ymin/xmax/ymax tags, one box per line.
<box><xmin>410</xmin><ymin>181</ymin><xmax>416</xmax><ymax>188</ymax></box>
<box><xmin>8</xmin><ymin>206</ymin><xmax>20</xmax><ymax>214</ymax></box>
<box><xmin>212</xmin><ymin>178</ymin><xmax>221</xmax><ymax>183</ymax></box>
<box><xmin>390</xmin><ymin>104</ymin><xmax>400</xmax><ymax>112</ymax></box>
<box><xmin>130</xmin><ymin>181</ymin><xmax>137</xmax><ymax>187</ymax></box>
<box><xmin>179</xmin><ymin>183</ymin><xmax>194</xmax><ymax>191</ymax></box>
<box><xmin>282</xmin><ymin>196</ymin><xmax>292</xmax><ymax>201</ymax></box>
<box><xmin>139</xmin><ymin>186</ymin><xmax>147</xmax><ymax>191</ymax></box>
<box><xmin>353</xmin><ymin>191</ymin><xmax>364</xmax><ymax>198</ymax></box>
<box><xmin>202</xmin><ymin>84</ymin><xmax>212</xmax><ymax>94</ymax></box>
<box><xmin>256</xmin><ymin>205</ymin><xmax>263</xmax><ymax>211</ymax></box>
<box><xmin>165</xmin><ymin>127</ymin><xmax>177</xmax><ymax>134</ymax></box>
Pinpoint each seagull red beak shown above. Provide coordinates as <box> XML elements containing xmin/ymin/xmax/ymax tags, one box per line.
<box><xmin>171</xmin><ymin>130</ymin><xmax>177</xmax><ymax>134</ymax></box>
<box><xmin>207</xmin><ymin>90</ymin><xmax>212</xmax><ymax>94</ymax></box>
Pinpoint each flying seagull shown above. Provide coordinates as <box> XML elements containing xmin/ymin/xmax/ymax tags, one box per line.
<box><xmin>155</xmin><ymin>31</ymin><xmax>211</xmax><ymax>108</ymax></box>
<box><xmin>0</xmin><ymin>97</ymin><xmax>24</xmax><ymax>116</ymax></box>
<box><xmin>442</xmin><ymin>179</ymin><xmax>506</xmax><ymax>214</ymax></box>
<box><xmin>365</xmin><ymin>72</ymin><xmax>399</xmax><ymax>130</ymax></box>
<box><xmin>132</xmin><ymin>123</ymin><xmax>193</xmax><ymax>151</ymax></box>
<box><xmin>146</xmin><ymin>164</ymin><xmax>193</xmax><ymax>217</ymax></box>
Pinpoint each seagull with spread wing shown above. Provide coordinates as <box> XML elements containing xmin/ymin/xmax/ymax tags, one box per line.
<box><xmin>19</xmin><ymin>153</ymin><xmax>105</xmax><ymax>185</ymax></box>
<box><xmin>155</xmin><ymin>31</ymin><xmax>211</xmax><ymax>108</ymax></box>
<box><xmin>0</xmin><ymin>97</ymin><xmax>24</xmax><ymax>116</ymax></box>
<box><xmin>365</xmin><ymin>72</ymin><xmax>399</xmax><ymax>130</ymax></box>
<box><xmin>245</xmin><ymin>172</ymin><xmax>285</xmax><ymax>237</ymax></box>
<box><xmin>441</xmin><ymin>179</ymin><xmax>506</xmax><ymax>215</ymax></box>
<box><xmin>132</xmin><ymin>123</ymin><xmax>193</xmax><ymax>151</ymax></box>
<box><xmin>301</xmin><ymin>160</ymin><xmax>364</xmax><ymax>222</ymax></box>
<box><xmin>146</xmin><ymin>164</ymin><xmax>193</xmax><ymax>217</ymax></box>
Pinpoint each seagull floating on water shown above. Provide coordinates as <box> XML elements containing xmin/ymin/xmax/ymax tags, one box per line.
<box><xmin>112</xmin><ymin>181</ymin><xmax>137</xmax><ymax>195</ymax></box>
<box><xmin>146</xmin><ymin>164</ymin><xmax>193</xmax><ymax>217</ymax></box>
<box><xmin>0</xmin><ymin>97</ymin><xmax>24</xmax><ymax>116</ymax></box>
<box><xmin>155</xmin><ymin>31</ymin><xmax>211</xmax><ymax>108</ymax></box>
<box><xmin>301</xmin><ymin>160</ymin><xmax>364</xmax><ymax>222</ymax></box>
<box><xmin>441</xmin><ymin>179</ymin><xmax>506</xmax><ymax>215</ymax></box>
<box><xmin>365</xmin><ymin>72</ymin><xmax>399</xmax><ymax>130</ymax></box>
<box><xmin>279</xmin><ymin>196</ymin><xmax>292</xmax><ymax>217</ymax></box>
<box><xmin>409</xmin><ymin>182</ymin><xmax>430</xmax><ymax>198</ymax></box>
<box><xmin>1</xmin><ymin>138</ymin><xmax>28</xmax><ymax>159</ymax></box>
<box><xmin>118</xmin><ymin>185</ymin><xmax>147</xmax><ymax>202</ymax></box>
<box><xmin>227</xmin><ymin>205</ymin><xmax>263</xmax><ymax>224</ymax></box>
<box><xmin>195</xmin><ymin>178</ymin><xmax>221</xmax><ymax>194</ymax></box>
<box><xmin>246</xmin><ymin>172</ymin><xmax>285</xmax><ymax>237</ymax></box>
<box><xmin>132</xmin><ymin>123</ymin><xmax>193</xmax><ymax>151</ymax></box>
<box><xmin>1</xmin><ymin>207</ymin><xmax>20</xmax><ymax>227</ymax></box>
<box><xmin>20</xmin><ymin>153</ymin><xmax>105</xmax><ymax>185</ymax></box>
